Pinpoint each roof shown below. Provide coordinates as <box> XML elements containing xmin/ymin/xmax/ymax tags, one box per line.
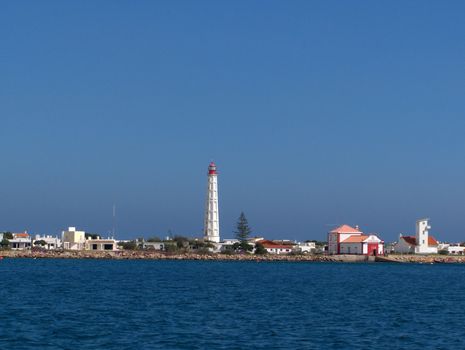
<box><xmin>330</xmin><ymin>224</ymin><xmax>362</xmax><ymax>234</ymax></box>
<box><xmin>341</xmin><ymin>235</ymin><xmax>369</xmax><ymax>243</ymax></box>
<box><xmin>258</xmin><ymin>240</ymin><xmax>295</xmax><ymax>250</ymax></box>
<box><xmin>400</xmin><ymin>235</ymin><xmax>438</xmax><ymax>246</ymax></box>
<box><xmin>13</xmin><ymin>233</ymin><xmax>30</xmax><ymax>238</ymax></box>
<box><xmin>401</xmin><ymin>236</ymin><xmax>417</xmax><ymax>246</ymax></box>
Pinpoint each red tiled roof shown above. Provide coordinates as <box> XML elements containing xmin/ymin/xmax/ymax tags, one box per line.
<box><xmin>14</xmin><ymin>233</ymin><xmax>30</xmax><ymax>238</ymax></box>
<box><xmin>330</xmin><ymin>224</ymin><xmax>362</xmax><ymax>234</ymax></box>
<box><xmin>400</xmin><ymin>235</ymin><xmax>438</xmax><ymax>246</ymax></box>
<box><xmin>401</xmin><ymin>236</ymin><xmax>416</xmax><ymax>246</ymax></box>
<box><xmin>341</xmin><ymin>235</ymin><xmax>369</xmax><ymax>243</ymax></box>
<box><xmin>258</xmin><ymin>240</ymin><xmax>295</xmax><ymax>250</ymax></box>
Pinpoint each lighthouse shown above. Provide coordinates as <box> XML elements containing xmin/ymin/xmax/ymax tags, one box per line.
<box><xmin>204</xmin><ymin>162</ymin><xmax>220</xmax><ymax>243</ymax></box>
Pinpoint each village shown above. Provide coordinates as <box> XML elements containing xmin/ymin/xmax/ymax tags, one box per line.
<box><xmin>1</xmin><ymin>163</ymin><xmax>464</xmax><ymax>258</ymax></box>
<box><xmin>1</xmin><ymin>217</ymin><xmax>464</xmax><ymax>259</ymax></box>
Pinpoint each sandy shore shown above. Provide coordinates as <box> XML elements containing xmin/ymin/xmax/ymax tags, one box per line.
<box><xmin>1</xmin><ymin>250</ymin><xmax>465</xmax><ymax>263</ymax></box>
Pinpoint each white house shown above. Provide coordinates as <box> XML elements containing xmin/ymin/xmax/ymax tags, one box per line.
<box><xmin>140</xmin><ymin>242</ymin><xmax>165</xmax><ymax>250</ymax></box>
<box><xmin>257</xmin><ymin>240</ymin><xmax>295</xmax><ymax>254</ymax></box>
<box><xmin>448</xmin><ymin>246</ymin><xmax>465</xmax><ymax>255</ymax></box>
<box><xmin>395</xmin><ymin>219</ymin><xmax>439</xmax><ymax>254</ymax></box>
<box><xmin>219</xmin><ymin>238</ymin><xmax>239</xmax><ymax>252</ymax></box>
<box><xmin>328</xmin><ymin>224</ymin><xmax>384</xmax><ymax>256</ymax></box>
<box><xmin>62</xmin><ymin>227</ymin><xmax>86</xmax><ymax>250</ymax></box>
<box><xmin>328</xmin><ymin>225</ymin><xmax>362</xmax><ymax>255</ymax></box>
<box><xmin>339</xmin><ymin>234</ymin><xmax>385</xmax><ymax>256</ymax></box>
<box><xmin>296</xmin><ymin>241</ymin><xmax>316</xmax><ymax>253</ymax></box>
<box><xmin>10</xmin><ymin>232</ymin><xmax>32</xmax><ymax>250</ymax></box>
<box><xmin>437</xmin><ymin>243</ymin><xmax>465</xmax><ymax>255</ymax></box>
<box><xmin>33</xmin><ymin>235</ymin><xmax>62</xmax><ymax>250</ymax></box>
<box><xmin>85</xmin><ymin>238</ymin><xmax>117</xmax><ymax>251</ymax></box>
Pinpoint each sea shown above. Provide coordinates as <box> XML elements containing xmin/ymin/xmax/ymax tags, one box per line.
<box><xmin>1</xmin><ymin>259</ymin><xmax>464</xmax><ymax>350</ymax></box>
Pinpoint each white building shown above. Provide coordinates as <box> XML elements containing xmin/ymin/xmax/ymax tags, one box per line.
<box><xmin>138</xmin><ymin>240</ymin><xmax>165</xmax><ymax>251</ymax></box>
<box><xmin>395</xmin><ymin>219</ymin><xmax>439</xmax><ymax>254</ymax></box>
<box><xmin>62</xmin><ymin>227</ymin><xmax>86</xmax><ymax>250</ymax></box>
<box><xmin>339</xmin><ymin>234</ymin><xmax>384</xmax><ymax>255</ymax></box>
<box><xmin>415</xmin><ymin>219</ymin><xmax>437</xmax><ymax>254</ymax></box>
<box><xmin>296</xmin><ymin>241</ymin><xmax>316</xmax><ymax>253</ymax></box>
<box><xmin>204</xmin><ymin>162</ymin><xmax>220</xmax><ymax>243</ymax></box>
<box><xmin>33</xmin><ymin>235</ymin><xmax>62</xmax><ymax>250</ymax></box>
<box><xmin>257</xmin><ymin>240</ymin><xmax>296</xmax><ymax>255</ymax></box>
<box><xmin>448</xmin><ymin>246</ymin><xmax>465</xmax><ymax>255</ymax></box>
<box><xmin>85</xmin><ymin>238</ymin><xmax>117</xmax><ymax>251</ymax></box>
<box><xmin>10</xmin><ymin>232</ymin><xmax>32</xmax><ymax>250</ymax></box>
<box><xmin>328</xmin><ymin>224</ymin><xmax>384</xmax><ymax>256</ymax></box>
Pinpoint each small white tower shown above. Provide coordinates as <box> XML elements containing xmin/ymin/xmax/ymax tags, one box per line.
<box><xmin>204</xmin><ymin>162</ymin><xmax>220</xmax><ymax>243</ymax></box>
<box><xmin>415</xmin><ymin>218</ymin><xmax>431</xmax><ymax>254</ymax></box>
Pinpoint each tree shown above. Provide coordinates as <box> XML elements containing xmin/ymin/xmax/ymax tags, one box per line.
<box><xmin>0</xmin><ymin>238</ymin><xmax>10</xmax><ymax>250</ymax></box>
<box><xmin>254</xmin><ymin>242</ymin><xmax>267</xmax><ymax>255</ymax></box>
<box><xmin>235</xmin><ymin>212</ymin><xmax>252</xmax><ymax>242</ymax></box>
<box><xmin>147</xmin><ymin>237</ymin><xmax>162</xmax><ymax>242</ymax></box>
<box><xmin>234</xmin><ymin>212</ymin><xmax>253</xmax><ymax>252</ymax></box>
<box><xmin>34</xmin><ymin>240</ymin><xmax>47</xmax><ymax>246</ymax></box>
<box><xmin>173</xmin><ymin>236</ymin><xmax>189</xmax><ymax>249</ymax></box>
<box><xmin>117</xmin><ymin>241</ymin><xmax>137</xmax><ymax>250</ymax></box>
<box><xmin>3</xmin><ymin>232</ymin><xmax>13</xmax><ymax>240</ymax></box>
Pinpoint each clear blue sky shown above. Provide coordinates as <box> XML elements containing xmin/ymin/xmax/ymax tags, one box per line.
<box><xmin>1</xmin><ymin>1</ymin><xmax>464</xmax><ymax>242</ymax></box>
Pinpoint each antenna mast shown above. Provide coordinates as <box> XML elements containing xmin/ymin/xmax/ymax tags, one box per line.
<box><xmin>112</xmin><ymin>204</ymin><xmax>116</xmax><ymax>238</ymax></box>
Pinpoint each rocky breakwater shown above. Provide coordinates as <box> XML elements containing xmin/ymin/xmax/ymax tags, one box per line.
<box><xmin>380</xmin><ymin>254</ymin><xmax>465</xmax><ymax>264</ymax></box>
<box><xmin>0</xmin><ymin>250</ymin><xmax>371</xmax><ymax>262</ymax></box>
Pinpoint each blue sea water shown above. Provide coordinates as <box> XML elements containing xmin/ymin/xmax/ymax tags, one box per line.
<box><xmin>1</xmin><ymin>259</ymin><xmax>464</xmax><ymax>349</ymax></box>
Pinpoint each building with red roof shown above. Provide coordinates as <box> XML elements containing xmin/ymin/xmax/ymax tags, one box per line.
<box><xmin>328</xmin><ymin>224</ymin><xmax>384</xmax><ymax>256</ymax></box>
<box><xmin>395</xmin><ymin>219</ymin><xmax>439</xmax><ymax>254</ymax></box>
<box><xmin>257</xmin><ymin>240</ymin><xmax>296</xmax><ymax>255</ymax></box>
<box><xmin>10</xmin><ymin>232</ymin><xmax>31</xmax><ymax>250</ymax></box>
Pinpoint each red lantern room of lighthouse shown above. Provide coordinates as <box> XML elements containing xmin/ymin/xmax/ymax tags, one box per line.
<box><xmin>208</xmin><ymin>162</ymin><xmax>217</xmax><ymax>175</ymax></box>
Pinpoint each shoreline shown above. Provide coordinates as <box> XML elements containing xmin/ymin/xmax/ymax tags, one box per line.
<box><xmin>1</xmin><ymin>250</ymin><xmax>465</xmax><ymax>263</ymax></box>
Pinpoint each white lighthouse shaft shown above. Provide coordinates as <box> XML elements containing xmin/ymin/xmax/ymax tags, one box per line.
<box><xmin>204</xmin><ymin>163</ymin><xmax>220</xmax><ymax>243</ymax></box>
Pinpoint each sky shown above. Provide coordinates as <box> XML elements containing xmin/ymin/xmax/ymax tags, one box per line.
<box><xmin>1</xmin><ymin>1</ymin><xmax>464</xmax><ymax>242</ymax></box>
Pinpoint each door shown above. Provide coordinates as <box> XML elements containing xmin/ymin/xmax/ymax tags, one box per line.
<box><xmin>367</xmin><ymin>243</ymin><xmax>378</xmax><ymax>256</ymax></box>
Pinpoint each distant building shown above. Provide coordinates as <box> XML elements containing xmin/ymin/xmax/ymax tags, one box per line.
<box><xmin>395</xmin><ymin>219</ymin><xmax>439</xmax><ymax>254</ymax></box>
<box><xmin>296</xmin><ymin>241</ymin><xmax>316</xmax><ymax>253</ymax></box>
<box><xmin>447</xmin><ymin>246</ymin><xmax>465</xmax><ymax>255</ymax></box>
<box><xmin>415</xmin><ymin>219</ymin><xmax>438</xmax><ymax>254</ymax></box>
<box><xmin>85</xmin><ymin>238</ymin><xmax>117</xmax><ymax>251</ymax></box>
<box><xmin>138</xmin><ymin>240</ymin><xmax>165</xmax><ymax>251</ymax></box>
<box><xmin>328</xmin><ymin>224</ymin><xmax>384</xmax><ymax>256</ymax></box>
<box><xmin>219</xmin><ymin>238</ymin><xmax>239</xmax><ymax>252</ymax></box>
<box><xmin>62</xmin><ymin>227</ymin><xmax>86</xmax><ymax>250</ymax></box>
<box><xmin>10</xmin><ymin>232</ymin><xmax>32</xmax><ymax>250</ymax></box>
<box><xmin>33</xmin><ymin>235</ymin><xmax>62</xmax><ymax>250</ymax></box>
<box><xmin>257</xmin><ymin>240</ymin><xmax>295</xmax><ymax>254</ymax></box>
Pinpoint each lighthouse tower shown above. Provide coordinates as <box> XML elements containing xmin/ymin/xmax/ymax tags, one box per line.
<box><xmin>415</xmin><ymin>218</ymin><xmax>431</xmax><ymax>254</ymax></box>
<box><xmin>204</xmin><ymin>162</ymin><xmax>220</xmax><ymax>243</ymax></box>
